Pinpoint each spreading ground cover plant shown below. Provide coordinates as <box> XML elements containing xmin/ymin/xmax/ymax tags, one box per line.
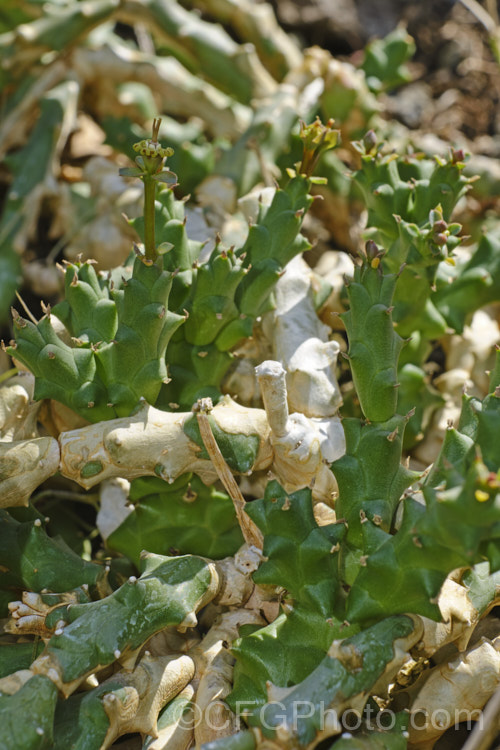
<box><xmin>1</xmin><ymin>2</ymin><xmax>500</xmax><ymax>749</ymax></box>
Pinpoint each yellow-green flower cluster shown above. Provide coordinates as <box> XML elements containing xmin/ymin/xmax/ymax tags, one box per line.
<box><xmin>133</xmin><ymin>139</ymin><xmax>174</xmax><ymax>159</ymax></box>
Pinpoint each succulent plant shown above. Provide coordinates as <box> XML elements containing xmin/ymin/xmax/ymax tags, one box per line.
<box><xmin>1</xmin><ymin>4</ymin><xmax>500</xmax><ymax>749</ymax></box>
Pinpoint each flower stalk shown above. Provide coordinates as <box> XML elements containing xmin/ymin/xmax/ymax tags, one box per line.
<box><xmin>120</xmin><ymin>118</ymin><xmax>177</xmax><ymax>263</ymax></box>
<box><xmin>297</xmin><ymin>117</ymin><xmax>340</xmax><ymax>177</ymax></box>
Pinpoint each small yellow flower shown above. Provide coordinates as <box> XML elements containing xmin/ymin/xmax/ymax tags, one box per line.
<box><xmin>475</xmin><ymin>489</ymin><xmax>490</xmax><ymax>502</ymax></box>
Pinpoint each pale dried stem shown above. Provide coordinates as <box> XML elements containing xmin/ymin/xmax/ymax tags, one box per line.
<box><xmin>71</xmin><ymin>45</ymin><xmax>250</xmax><ymax>139</ymax></box>
<box><xmin>408</xmin><ymin>636</ymin><xmax>500</xmax><ymax>747</ymax></box>
<box><xmin>255</xmin><ymin>360</ymin><xmax>289</xmax><ymax>437</ymax></box>
<box><xmin>462</xmin><ymin>683</ymin><xmax>500</xmax><ymax>750</ymax></box>
<box><xmin>0</xmin><ymin>437</ymin><xmax>60</xmax><ymax>508</ymax></box>
<box><xmin>2</xmin><ymin>396</ymin><xmax>342</xmax><ymax>506</ymax></box>
<box><xmin>101</xmin><ymin>653</ymin><xmax>195</xmax><ymax>744</ymax></box>
<box><xmin>0</xmin><ymin>60</ymin><xmax>68</xmax><ymax>158</ymax></box>
<box><xmin>458</xmin><ymin>0</ymin><xmax>498</xmax><ymax>31</ymax></box>
<box><xmin>192</xmin><ymin>610</ymin><xmax>265</xmax><ymax>746</ymax></box>
<box><xmin>254</xmin><ymin>359</ymin><xmax>344</xmax><ymax>501</ymax></box>
<box><xmin>144</xmin><ymin>685</ymin><xmax>195</xmax><ymax>750</ymax></box>
<box><xmin>57</xmin><ymin>399</ymin><xmax>272</xmax><ymax>490</ymax></box>
<box><xmin>195</xmin><ymin>410</ymin><xmax>263</xmax><ymax>549</ymax></box>
<box><xmin>265</xmin><ymin>255</ymin><xmax>342</xmax><ymax>418</ymax></box>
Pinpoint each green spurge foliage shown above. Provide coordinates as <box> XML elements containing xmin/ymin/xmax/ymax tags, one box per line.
<box><xmin>9</xmin><ymin>253</ymin><xmax>184</xmax><ymax>422</ymax></box>
<box><xmin>32</xmin><ymin>552</ymin><xmax>216</xmax><ymax>693</ymax></box>
<box><xmin>228</xmin><ymin>615</ymin><xmax>416</xmax><ymax>748</ymax></box>
<box><xmin>0</xmin><ymin>675</ymin><xmax>58</xmax><ymax>749</ymax></box>
<box><xmin>0</xmin><ymin>508</ymin><xmax>108</xmax><ymax>596</ymax></box>
<box><xmin>353</xmin><ymin>140</ymin><xmax>471</xmax><ymax>339</ymax></box>
<box><xmin>360</xmin><ymin>27</ymin><xmax>416</xmax><ymax>93</ymax></box>
<box><xmin>153</xmin><ymin>173</ymin><xmax>316</xmax><ymax>409</ymax></box>
<box><xmin>222</xmin><ymin>168</ymin><xmax>500</xmax><ymax>748</ymax></box>
<box><xmin>228</xmin><ymin>481</ymin><xmax>355</xmax><ymax>718</ymax></box>
<box><xmin>223</xmin><ymin>270</ymin><xmax>499</xmax><ymax>747</ymax></box>
<box><xmin>349</xmin><ymin>137</ymin><xmax>488</xmax><ymax>449</ymax></box>
<box><xmin>327</xmin><ymin>241</ymin><xmax>500</xmax><ymax>627</ymax></box>
<box><xmin>9</xmin><ymin>118</ymin><xmax>339</xmax><ymax>417</ymax></box>
<box><xmin>433</xmin><ymin>230</ymin><xmax>500</xmax><ymax>333</ymax></box>
<box><xmin>131</xmin><ymin>119</ymin><xmax>339</xmax><ymax>410</ymax></box>
<box><xmin>107</xmin><ymin>474</ymin><xmax>244</xmax><ymax>564</ymax></box>
<box><xmin>340</xmin><ymin>254</ymin><xmax>405</xmax><ymax>422</ymax></box>
<box><xmin>344</xmin><ymin>356</ymin><xmax>500</xmax><ymax>623</ymax></box>
<box><xmin>332</xmin><ymin>413</ymin><xmax>419</xmax><ymax>585</ymax></box>
<box><xmin>0</xmin><ymin>640</ymin><xmax>45</xmax><ymax>678</ymax></box>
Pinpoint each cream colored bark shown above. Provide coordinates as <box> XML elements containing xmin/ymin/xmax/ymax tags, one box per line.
<box><xmin>1</xmin><ymin>371</ymin><xmax>344</xmax><ymax>506</ymax></box>
<box><xmin>408</xmin><ymin>636</ymin><xmax>500</xmax><ymax>749</ymax></box>
<box><xmin>192</xmin><ymin>610</ymin><xmax>265</xmax><ymax>746</ymax></box>
<box><xmin>414</xmin><ymin>576</ymin><xmax>500</xmax><ymax>657</ymax></box>
<box><xmin>0</xmin><ymin>437</ymin><xmax>60</xmax><ymax>508</ymax></box>
<box><xmin>263</xmin><ymin>255</ymin><xmax>342</xmax><ymax>418</ymax></box>
<box><xmin>143</xmin><ymin>685</ymin><xmax>195</xmax><ymax>750</ymax></box>
<box><xmin>255</xmin><ymin>360</ymin><xmax>344</xmax><ymax>502</ymax></box>
<box><xmin>101</xmin><ymin>653</ymin><xmax>195</xmax><ymax>746</ymax></box>
<box><xmin>58</xmin><ymin>397</ymin><xmax>272</xmax><ymax>490</ymax></box>
<box><xmin>72</xmin><ymin>45</ymin><xmax>250</xmax><ymax>139</ymax></box>
<box><xmin>0</xmin><ymin>372</ymin><xmax>39</xmax><ymax>441</ymax></box>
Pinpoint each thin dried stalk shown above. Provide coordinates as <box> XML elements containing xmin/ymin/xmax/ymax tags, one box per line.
<box><xmin>462</xmin><ymin>684</ymin><xmax>500</xmax><ymax>750</ymax></box>
<box><xmin>195</xmin><ymin>401</ymin><xmax>263</xmax><ymax>549</ymax></box>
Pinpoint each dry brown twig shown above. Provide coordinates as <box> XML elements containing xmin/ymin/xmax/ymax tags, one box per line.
<box><xmin>194</xmin><ymin>398</ymin><xmax>264</xmax><ymax>549</ymax></box>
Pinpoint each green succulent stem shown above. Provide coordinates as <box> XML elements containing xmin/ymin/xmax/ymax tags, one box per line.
<box><xmin>0</xmin><ymin>367</ymin><xmax>17</xmax><ymax>384</ymax></box>
<box><xmin>143</xmin><ymin>175</ymin><xmax>157</xmax><ymax>262</ymax></box>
